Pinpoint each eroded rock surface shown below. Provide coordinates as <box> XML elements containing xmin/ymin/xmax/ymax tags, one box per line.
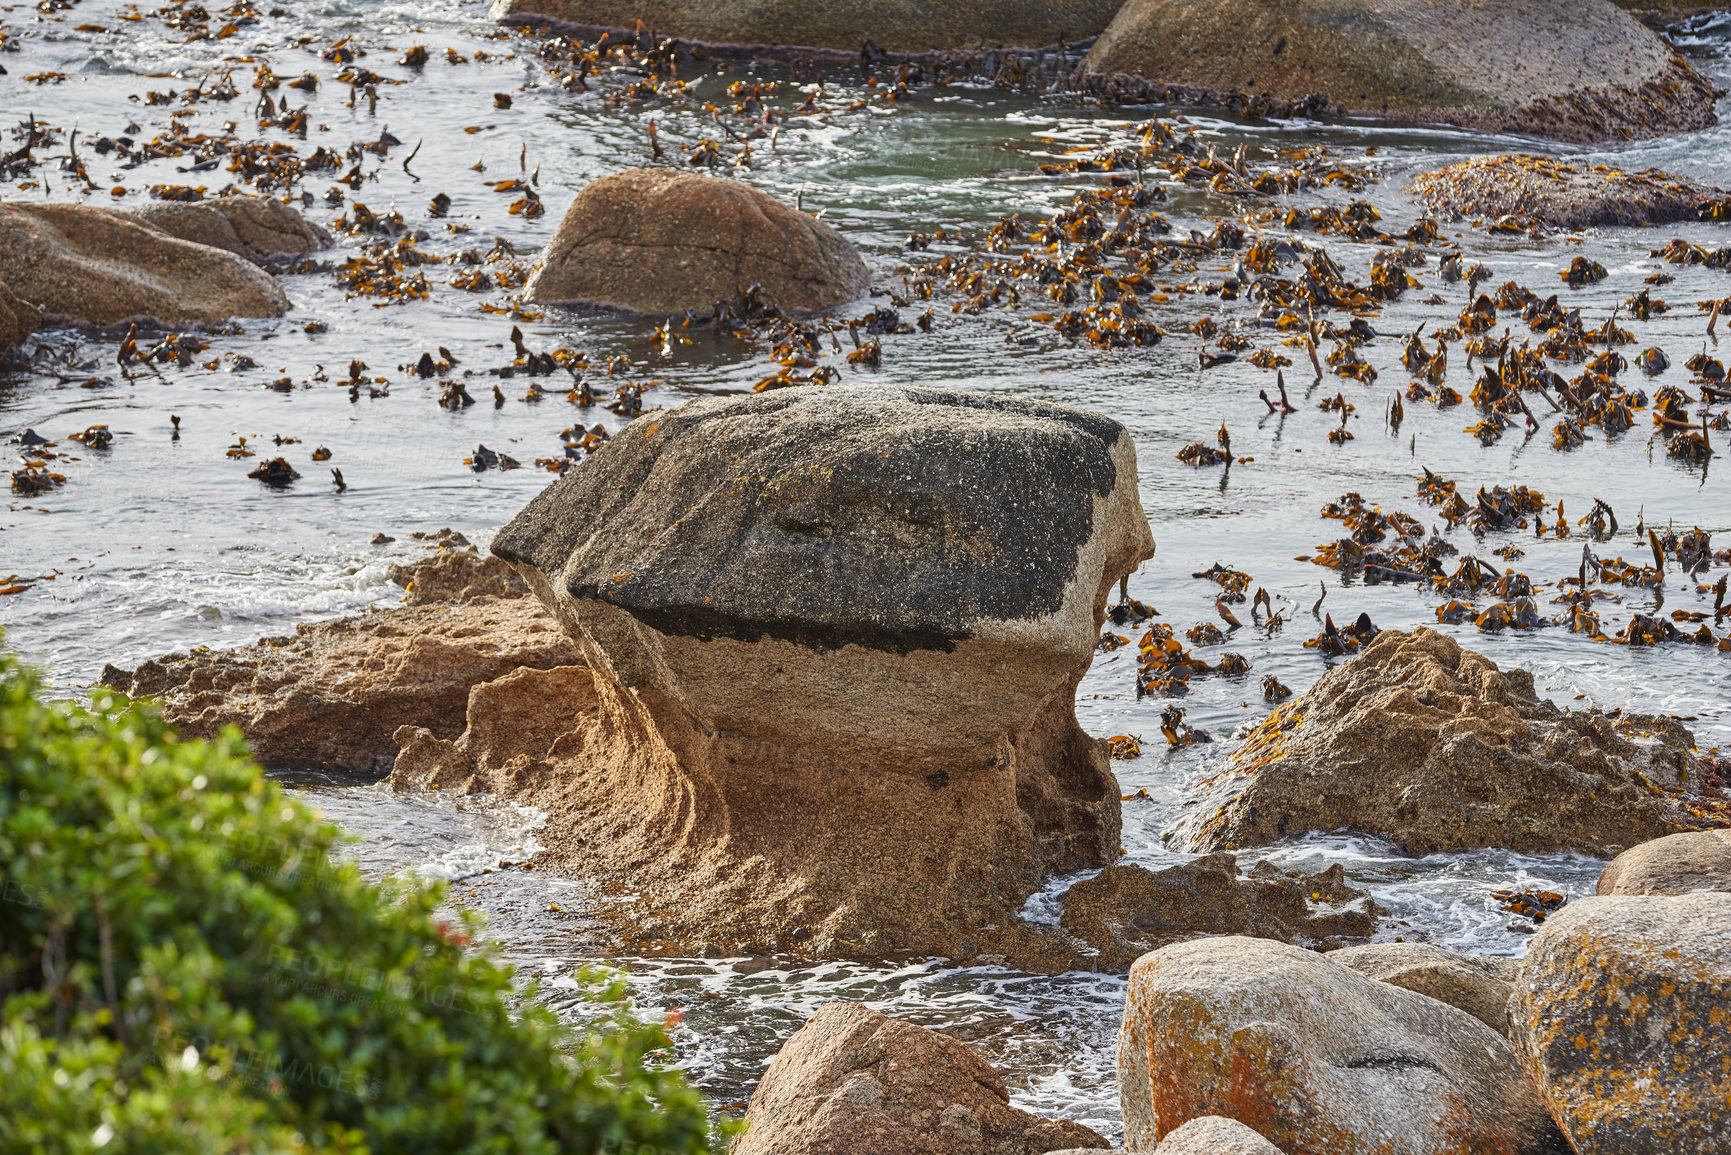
<box><xmin>1509</xmin><ymin>893</ymin><xmax>1731</xmax><ymax>1153</ymax></box>
<box><xmin>733</xmin><ymin>1002</ymin><xmax>1107</xmax><ymax>1155</ymax></box>
<box><xmin>1596</xmin><ymin>828</ymin><xmax>1731</xmax><ymax>895</ymax></box>
<box><xmin>1087</xmin><ymin>0</ymin><xmax>1719</xmax><ymax>143</ymax></box>
<box><xmin>398</xmin><ymin>386</ymin><xmax>1155</xmax><ymax>960</ymax></box>
<box><xmin>101</xmin><ymin>543</ymin><xmax>579</xmax><ymax>771</ymax></box>
<box><xmin>1058</xmin><ymin>855</ymin><xmax>1378</xmax><ymax>970</ymax></box>
<box><xmin>130</xmin><ymin>196</ymin><xmax>332</xmax><ymax>263</ymax></box>
<box><xmin>524</xmin><ymin>169</ymin><xmax>868</xmax><ymax>315</ymax></box>
<box><xmin>1330</xmin><ymin>942</ymin><xmax>1517</xmax><ymax>1036</ymax></box>
<box><xmin>1412</xmin><ymin>154</ymin><xmax>1725</xmax><ymax>229</ymax></box>
<box><xmin>0</xmin><ymin>202</ymin><xmax>290</xmax><ymax>325</ymax></box>
<box><xmin>490</xmin><ymin>0</ymin><xmax>1121</xmax><ymax>54</ymax></box>
<box><xmin>1170</xmin><ymin>627</ymin><xmax>1729</xmax><ymax>857</ymax></box>
<box><xmin>0</xmin><ymin>282</ymin><xmax>41</xmax><ymax>360</ymax></box>
<box><xmin>1118</xmin><ymin>937</ymin><xmax>1565</xmax><ymax>1154</ymax></box>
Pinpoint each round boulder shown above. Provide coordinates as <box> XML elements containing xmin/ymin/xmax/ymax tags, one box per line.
<box><xmin>1118</xmin><ymin>936</ymin><xmax>1565</xmax><ymax>1154</ymax></box>
<box><xmin>1086</xmin><ymin>0</ymin><xmax>1718</xmax><ymax>143</ymax></box>
<box><xmin>1329</xmin><ymin>942</ymin><xmax>1518</xmax><ymax>1036</ymax></box>
<box><xmin>1412</xmin><ymin>154</ymin><xmax>1725</xmax><ymax>230</ymax></box>
<box><xmin>0</xmin><ymin>202</ymin><xmax>289</xmax><ymax>325</ymax></box>
<box><xmin>490</xmin><ymin>0</ymin><xmax>1121</xmax><ymax>53</ymax></box>
<box><xmin>1509</xmin><ymin>893</ymin><xmax>1730</xmax><ymax>1153</ymax></box>
<box><xmin>1155</xmin><ymin>1116</ymin><xmax>1285</xmax><ymax>1154</ymax></box>
<box><xmin>524</xmin><ymin>168</ymin><xmax>868</xmax><ymax>315</ymax></box>
<box><xmin>130</xmin><ymin>196</ymin><xmax>333</xmax><ymax>263</ymax></box>
<box><xmin>1596</xmin><ymin>829</ymin><xmax>1731</xmax><ymax>895</ymax></box>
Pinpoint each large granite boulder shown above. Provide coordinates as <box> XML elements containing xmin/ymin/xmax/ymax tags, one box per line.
<box><xmin>129</xmin><ymin>196</ymin><xmax>332</xmax><ymax>263</ymax></box>
<box><xmin>733</xmin><ymin>1002</ymin><xmax>1107</xmax><ymax>1155</ymax></box>
<box><xmin>101</xmin><ymin>545</ymin><xmax>579</xmax><ymax>772</ymax></box>
<box><xmin>491</xmin><ymin>0</ymin><xmax>1120</xmax><ymax>53</ymax></box>
<box><xmin>399</xmin><ymin>386</ymin><xmax>1154</xmax><ymax>959</ymax></box>
<box><xmin>1058</xmin><ymin>855</ymin><xmax>1378</xmax><ymax>970</ymax></box>
<box><xmin>1509</xmin><ymin>893</ymin><xmax>1730</xmax><ymax>1153</ymax></box>
<box><xmin>0</xmin><ymin>202</ymin><xmax>289</xmax><ymax>325</ymax></box>
<box><xmin>1596</xmin><ymin>829</ymin><xmax>1731</xmax><ymax>895</ymax></box>
<box><xmin>1118</xmin><ymin>937</ymin><xmax>1565</xmax><ymax>1154</ymax></box>
<box><xmin>0</xmin><ymin>281</ymin><xmax>41</xmax><ymax>360</ymax></box>
<box><xmin>1168</xmin><ymin>628</ymin><xmax>1728</xmax><ymax>857</ymax></box>
<box><xmin>1086</xmin><ymin>0</ymin><xmax>1718</xmax><ymax>143</ymax></box>
<box><xmin>524</xmin><ymin>169</ymin><xmax>868</xmax><ymax>315</ymax></box>
<box><xmin>1411</xmin><ymin>154</ymin><xmax>1725</xmax><ymax>230</ymax></box>
<box><xmin>1329</xmin><ymin>942</ymin><xmax>1518</xmax><ymax>1036</ymax></box>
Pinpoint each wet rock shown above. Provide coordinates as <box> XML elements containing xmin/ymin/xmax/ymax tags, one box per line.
<box><xmin>732</xmin><ymin>1002</ymin><xmax>1108</xmax><ymax>1155</ymax></box>
<box><xmin>1509</xmin><ymin>893</ymin><xmax>1731</xmax><ymax>1153</ymax></box>
<box><xmin>1118</xmin><ymin>936</ymin><xmax>1565</xmax><ymax>1154</ymax></box>
<box><xmin>1058</xmin><ymin>855</ymin><xmax>1378</xmax><ymax>970</ymax></box>
<box><xmin>524</xmin><ymin>168</ymin><xmax>868</xmax><ymax>315</ymax></box>
<box><xmin>1151</xmin><ymin>1116</ymin><xmax>1284</xmax><ymax>1154</ymax></box>
<box><xmin>0</xmin><ymin>281</ymin><xmax>41</xmax><ymax>361</ymax></box>
<box><xmin>1329</xmin><ymin>942</ymin><xmax>1518</xmax><ymax>1036</ymax></box>
<box><xmin>489</xmin><ymin>0</ymin><xmax>1121</xmax><ymax>53</ymax></box>
<box><xmin>99</xmin><ymin>546</ymin><xmax>580</xmax><ymax>771</ymax></box>
<box><xmin>411</xmin><ymin>386</ymin><xmax>1153</xmax><ymax>960</ymax></box>
<box><xmin>1086</xmin><ymin>0</ymin><xmax>1718</xmax><ymax>144</ymax></box>
<box><xmin>387</xmin><ymin>543</ymin><xmax>528</xmax><ymax>604</ymax></box>
<box><xmin>129</xmin><ymin>196</ymin><xmax>333</xmax><ymax>263</ymax></box>
<box><xmin>0</xmin><ymin>203</ymin><xmax>290</xmax><ymax>326</ymax></box>
<box><xmin>1596</xmin><ymin>828</ymin><xmax>1731</xmax><ymax>895</ymax></box>
<box><xmin>1169</xmin><ymin>627</ymin><xmax>1728</xmax><ymax>857</ymax></box>
<box><xmin>1412</xmin><ymin>154</ymin><xmax>1726</xmax><ymax>229</ymax></box>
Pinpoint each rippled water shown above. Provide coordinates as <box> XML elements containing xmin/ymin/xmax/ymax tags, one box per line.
<box><xmin>5</xmin><ymin>0</ymin><xmax>1730</xmax><ymax>1139</ymax></box>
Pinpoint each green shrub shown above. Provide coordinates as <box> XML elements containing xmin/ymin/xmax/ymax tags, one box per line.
<box><xmin>0</xmin><ymin>650</ymin><xmax>712</xmax><ymax>1154</ymax></box>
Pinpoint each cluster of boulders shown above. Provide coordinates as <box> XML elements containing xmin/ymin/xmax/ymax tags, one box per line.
<box><xmin>0</xmin><ymin>196</ymin><xmax>327</xmax><ymax>361</ymax></box>
<box><xmin>493</xmin><ymin>0</ymin><xmax>1719</xmax><ymax>142</ymax></box>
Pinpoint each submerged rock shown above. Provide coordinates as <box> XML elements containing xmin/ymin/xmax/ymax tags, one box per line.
<box><xmin>1329</xmin><ymin>941</ymin><xmax>1518</xmax><ymax>1036</ymax></box>
<box><xmin>1168</xmin><ymin>627</ymin><xmax>1729</xmax><ymax>857</ymax></box>
<box><xmin>733</xmin><ymin>1002</ymin><xmax>1108</xmax><ymax>1155</ymax></box>
<box><xmin>1596</xmin><ymin>828</ymin><xmax>1731</xmax><ymax>895</ymax></box>
<box><xmin>490</xmin><ymin>0</ymin><xmax>1121</xmax><ymax>53</ymax></box>
<box><xmin>523</xmin><ymin>168</ymin><xmax>868</xmax><ymax>315</ymax></box>
<box><xmin>0</xmin><ymin>281</ymin><xmax>41</xmax><ymax>361</ymax></box>
<box><xmin>1118</xmin><ymin>937</ymin><xmax>1565</xmax><ymax>1154</ymax></box>
<box><xmin>129</xmin><ymin>196</ymin><xmax>333</xmax><ymax>263</ymax></box>
<box><xmin>100</xmin><ymin>543</ymin><xmax>579</xmax><ymax>771</ymax></box>
<box><xmin>1411</xmin><ymin>154</ymin><xmax>1726</xmax><ymax>229</ymax></box>
<box><xmin>0</xmin><ymin>202</ymin><xmax>290</xmax><ymax>325</ymax></box>
<box><xmin>1086</xmin><ymin>0</ymin><xmax>1719</xmax><ymax>144</ymax></box>
<box><xmin>1509</xmin><ymin>893</ymin><xmax>1731</xmax><ymax>1153</ymax></box>
<box><xmin>1058</xmin><ymin>855</ymin><xmax>1378</xmax><ymax>970</ymax></box>
<box><xmin>398</xmin><ymin>386</ymin><xmax>1155</xmax><ymax>960</ymax></box>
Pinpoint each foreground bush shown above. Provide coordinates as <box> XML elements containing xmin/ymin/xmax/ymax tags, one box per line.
<box><xmin>0</xmin><ymin>650</ymin><xmax>711</xmax><ymax>1153</ymax></box>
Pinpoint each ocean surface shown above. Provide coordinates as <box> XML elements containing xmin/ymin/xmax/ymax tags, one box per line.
<box><xmin>4</xmin><ymin>0</ymin><xmax>1730</xmax><ymax>1139</ymax></box>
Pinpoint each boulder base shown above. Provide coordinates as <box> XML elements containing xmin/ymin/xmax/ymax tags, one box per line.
<box><xmin>0</xmin><ymin>202</ymin><xmax>289</xmax><ymax>325</ymax></box>
<box><xmin>1412</xmin><ymin>154</ymin><xmax>1724</xmax><ymax>229</ymax></box>
<box><xmin>130</xmin><ymin>196</ymin><xmax>332</xmax><ymax>263</ymax></box>
<box><xmin>1509</xmin><ymin>893</ymin><xmax>1731</xmax><ymax>1153</ymax></box>
<box><xmin>1596</xmin><ymin>828</ymin><xmax>1731</xmax><ymax>895</ymax></box>
<box><xmin>1086</xmin><ymin>0</ymin><xmax>1719</xmax><ymax>143</ymax></box>
<box><xmin>0</xmin><ymin>281</ymin><xmax>41</xmax><ymax>359</ymax></box>
<box><xmin>1118</xmin><ymin>936</ymin><xmax>1565</xmax><ymax>1154</ymax></box>
<box><xmin>1169</xmin><ymin>627</ymin><xmax>1729</xmax><ymax>857</ymax></box>
<box><xmin>733</xmin><ymin>1003</ymin><xmax>1107</xmax><ymax>1155</ymax></box>
<box><xmin>524</xmin><ymin>169</ymin><xmax>868</xmax><ymax>315</ymax></box>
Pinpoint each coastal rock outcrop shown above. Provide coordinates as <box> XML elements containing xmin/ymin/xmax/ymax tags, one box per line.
<box><xmin>0</xmin><ymin>281</ymin><xmax>41</xmax><ymax>360</ymax></box>
<box><xmin>129</xmin><ymin>196</ymin><xmax>333</xmax><ymax>263</ymax></box>
<box><xmin>1086</xmin><ymin>0</ymin><xmax>1719</xmax><ymax>143</ymax></box>
<box><xmin>1596</xmin><ymin>828</ymin><xmax>1731</xmax><ymax>895</ymax></box>
<box><xmin>490</xmin><ymin>0</ymin><xmax>1121</xmax><ymax>54</ymax></box>
<box><xmin>399</xmin><ymin>386</ymin><xmax>1155</xmax><ymax>959</ymax></box>
<box><xmin>1411</xmin><ymin>154</ymin><xmax>1726</xmax><ymax>229</ymax></box>
<box><xmin>1058</xmin><ymin>855</ymin><xmax>1378</xmax><ymax>970</ymax></box>
<box><xmin>1168</xmin><ymin>627</ymin><xmax>1729</xmax><ymax>857</ymax></box>
<box><xmin>1329</xmin><ymin>942</ymin><xmax>1517</xmax><ymax>1036</ymax></box>
<box><xmin>1118</xmin><ymin>937</ymin><xmax>1565</xmax><ymax>1154</ymax></box>
<box><xmin>101</xmin><ymin>543</ymin><xmax>579</xmax><ymax>771</ymax></box>
<box><xmin>523</xmin><ymin>169</ymin><xmax>868</xmax><ymax>315</ymax></box>
<box><xmin>733</xmin><ymin>1002</ymin><xmax>1107</xmax><ymax>1155</ymax></box>
<box><xmin>0</xmin><ymin>202</ymin><xmax>290</xmax><ymax>325</ymax></box>
<box><xmin>1509</xmin><ymin>893</ymin><xmax>1731</xmax><ymax>1153</ymax></box>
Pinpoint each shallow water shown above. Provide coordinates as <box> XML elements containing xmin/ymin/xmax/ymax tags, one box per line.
<box><xmin>4</xmin><ymin>0</ymin><xmax>1730</xmax><ymax>1139</ymax></box>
